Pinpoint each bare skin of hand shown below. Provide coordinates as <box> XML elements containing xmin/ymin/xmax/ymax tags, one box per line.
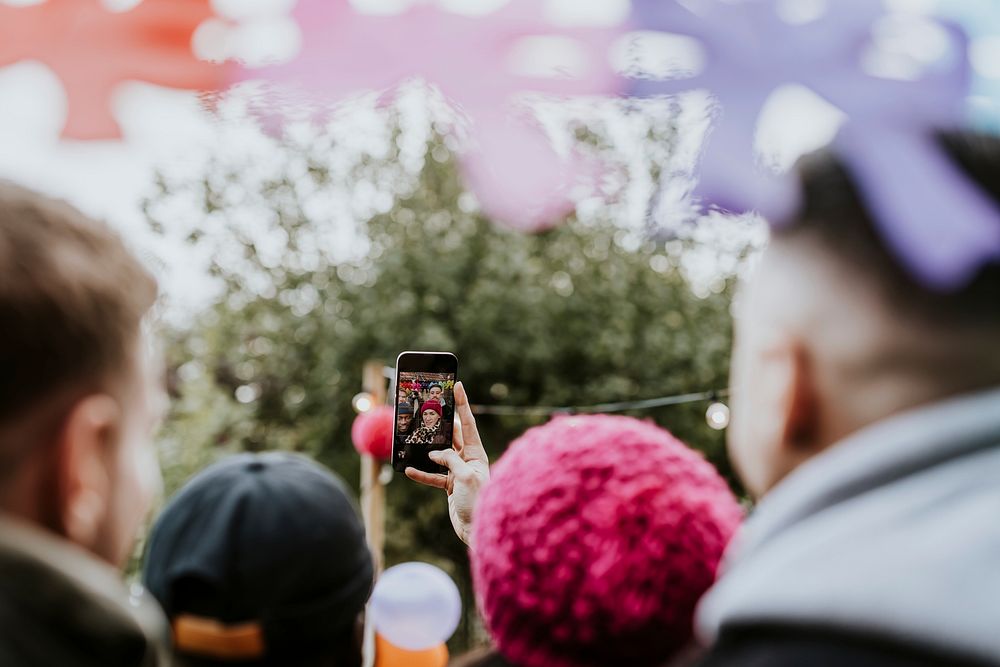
<box><xmin>405</xmin><ymin>381</ymin><xmax>489</xmax><ymax>548</ymax></box>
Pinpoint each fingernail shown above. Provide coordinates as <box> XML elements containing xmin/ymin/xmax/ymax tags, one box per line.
<box><xmin>428</xmin><ymin>450</ymin><xmax>442</xmax><ymax>461</ymax></box>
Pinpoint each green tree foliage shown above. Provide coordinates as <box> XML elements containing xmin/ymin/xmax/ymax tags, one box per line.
<box><xmin>145</xmin><ymin>109</ymin><xmax>747</xmax><ymax>649</ymax></box>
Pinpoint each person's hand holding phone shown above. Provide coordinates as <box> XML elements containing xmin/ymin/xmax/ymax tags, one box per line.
<box><xmin>405</xmin><ymin>381</ymin><xmax>489</xmax><ymax>548</ymax></box>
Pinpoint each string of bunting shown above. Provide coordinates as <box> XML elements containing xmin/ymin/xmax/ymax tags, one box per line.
<box><xmin>381</xmin><ymin>366</ymin><xmax>730</xmax><ymax>421</ymax></box>
<box><xmin>466</xmin><ymin>390</ymin><xmax>730</xmax><ymax>417</ymax></box>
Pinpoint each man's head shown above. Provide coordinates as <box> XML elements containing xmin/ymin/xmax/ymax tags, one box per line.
<box><xmin>144</xmin><ymin>453</ymin><xmax>373</xmax><ymax>667</ymax></box>
<box><xmin>729</xmin><ymin>133</ymin><xmax>1000</xmax><ymax>497</ymax></box>
<box><xmin>0</xmin><ymin>182</ymin><xmax>164</xmax><ymax>566</ymax></box>
<box><xmin>428</xmin><ymin>383</ymin><xmax>443</xmax><ymax>402</ymax></box>
<box><xmin>396</xmin><ymin>403</ymin><xmax>413</xmax><ymax>432</ymax></box>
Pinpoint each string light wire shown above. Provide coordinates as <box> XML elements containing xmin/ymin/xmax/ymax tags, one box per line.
<box><xmin>383</xmin><ymin>366</ymin><xmax>729</xmax><ymax>418</ymax></box>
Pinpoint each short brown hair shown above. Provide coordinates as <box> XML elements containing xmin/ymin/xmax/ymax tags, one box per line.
<box><xmin>0</xmin><ymin>182</ymin><xmax>158</xmax><ymax>474</ymax></box>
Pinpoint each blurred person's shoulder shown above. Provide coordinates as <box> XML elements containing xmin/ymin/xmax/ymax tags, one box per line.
<box><xmin>0</xmin><ymin>514</ymin><xmax>169</xmax><ymax>667</ymax></box>
<box><xmin>696</xmin><ymin>625</ymin><xmax>996</xmax><ymax>667</ymax></box>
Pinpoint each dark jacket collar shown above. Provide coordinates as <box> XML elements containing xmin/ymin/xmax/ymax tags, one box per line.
<box><xmin>0</xmin><ymin>514</ymin><xmax>169</xmax><ymax>667</ymax></box>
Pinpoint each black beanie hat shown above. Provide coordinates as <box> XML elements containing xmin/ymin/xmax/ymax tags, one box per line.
<box><xmin>143</xmin><ymin>453</ymin><xmax>373</xmax><ymax>662</ymax></box>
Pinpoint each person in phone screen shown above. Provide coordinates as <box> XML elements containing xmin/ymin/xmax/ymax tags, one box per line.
<box><xmin>427</xmin><ymin>382</ymin><xmax>454</xmax><ymax>422</ymax></box>
<box><xmin>406</xmin><ymin>400</ymin><xmax>447</xmax><ymax>447</ymax></box>
<box><xmin>396</xmin><ymin>402</ymin><xmax>415</xmax><ymax>438</ymax></box>
<box><xmin>397</xmin><ymin>385</ymin><xmax>418</xmax><ymax>417</ymax></box>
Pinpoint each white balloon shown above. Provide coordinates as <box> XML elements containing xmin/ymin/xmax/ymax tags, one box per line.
<box><xmin>370</xmin><ymin>562</ymin><xmax>462</xmax><ymax>651</ymax></box>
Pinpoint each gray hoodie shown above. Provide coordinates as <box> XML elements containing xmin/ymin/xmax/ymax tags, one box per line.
<box><xmin>697</xmin><ymin>386</ymin><xmax>1000</xmax><ymax>665</ymax></box>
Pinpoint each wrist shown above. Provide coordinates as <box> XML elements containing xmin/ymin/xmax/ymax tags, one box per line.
<box><xmin>460</xmin><ymin>525</ymin><xmax>474</xmax><ymax>550</ymax></box>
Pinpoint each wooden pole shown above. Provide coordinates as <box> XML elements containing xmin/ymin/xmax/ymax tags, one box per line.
<box><xmin>361</xmin><ymin>360</ymin><xmax>388</xmax><ymax>667</ymax></box>
<box><xmin>360</xmin><ymin>360</ymin><xmax>387</xmax><ymax>573</ymax></box>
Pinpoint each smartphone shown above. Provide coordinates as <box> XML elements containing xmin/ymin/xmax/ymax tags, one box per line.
<box><xmin>392</xmin><ymin>351</ymin><xmax>459</xmax><ymax>475</ymax></box>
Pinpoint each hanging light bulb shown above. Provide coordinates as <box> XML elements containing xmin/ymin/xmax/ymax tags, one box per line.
<box><xmin>705</xmin><ymin>398</ymin><xmax>730</xmax><ymax>430</ymax></box>
<box><xmin>352</xmin><ymin>391</ymin><xmax>375</xmax><ymax>414</ymax></box>
<box><xmin>379</xmin><ymin>464</ymin><xmax>395</xmax><ymax>485</ymax></box>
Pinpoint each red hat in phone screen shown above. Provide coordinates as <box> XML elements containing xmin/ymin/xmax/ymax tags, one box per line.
<box><xmin>420</xmin><ymin>400</ymin><xmax>443</xmax><ymax>418</ymax></box>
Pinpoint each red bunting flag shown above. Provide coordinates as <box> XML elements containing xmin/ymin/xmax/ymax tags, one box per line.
<box><xmin>0</xmin><ymin>0</ymin><xmax>224</xmax><ymax>139</ymax></box>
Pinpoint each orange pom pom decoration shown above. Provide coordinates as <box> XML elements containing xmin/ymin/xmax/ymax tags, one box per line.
<box><xmin>374</xmin><ymin>633</ymin><xmax>448</xmax><ymax>667</ymax></box>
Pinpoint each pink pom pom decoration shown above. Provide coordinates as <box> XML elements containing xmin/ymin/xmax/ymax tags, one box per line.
<box><xmin>234</xmin><ymin>0</ymin><xmax>623</xmax><ymax>233</ymax></box>
<box><xmin>351</xmin><ymin>405</ymin><xmax>394</xmax><ymax>460</ymax></box>
<box><xmin>472</xmin><ymin>415</ymin><xmax>743</xmax><ymax>667</ymax></box>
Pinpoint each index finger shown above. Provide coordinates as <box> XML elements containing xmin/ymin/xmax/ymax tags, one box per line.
<box><xmin>455</xmin><ymin>381</ymin><xmax>486</xmax><ymax>462</ymax></box>
<box><xmin>405</xmin><ymin>467</ymin><xmax>448</xmax><ymax>489</ymax></box>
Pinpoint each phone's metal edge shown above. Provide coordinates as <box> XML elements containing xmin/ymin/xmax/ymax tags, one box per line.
<box><xmin>391</xmin><ymin>351</ymin><xmax>458</xmax><ymax>473</ymax></box>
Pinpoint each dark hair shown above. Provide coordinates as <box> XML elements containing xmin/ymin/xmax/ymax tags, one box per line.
<box><xmin>0</xmin><ymin>182</ymin><xmax>157</xmax><ymax>478</ymax></box>
<box><xmin>781</xmin><ymin>132</ymin><xmax>1000</xmax><ymax>330</ymax></box>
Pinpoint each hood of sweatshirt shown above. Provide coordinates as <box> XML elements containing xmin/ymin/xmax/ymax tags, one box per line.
<box><xmin>697</xmin><ymin>386</ymin><xmax>1000</xmax><ymax>665</ymax></box>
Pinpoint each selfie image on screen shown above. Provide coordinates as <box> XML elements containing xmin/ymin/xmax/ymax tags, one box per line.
<box><xmin>395</xmin><ymin>372</ymin><xmax>455</xmax><ymax>470</ymax></box>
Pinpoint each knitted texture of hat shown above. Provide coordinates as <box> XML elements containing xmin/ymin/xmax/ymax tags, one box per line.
<box><xmin>421</xmin><ymin>399</ymin><xmax>443</xmax><ymax>417</ymax></box>
<box><xmin>471</xmin><ymin>415</ymin><xmax>742</xmax><ymax>667</ymax></box>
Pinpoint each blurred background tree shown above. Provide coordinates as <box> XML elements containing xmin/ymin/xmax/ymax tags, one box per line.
<box><xmin>144</xmin><ymin>93</ymin><xmax>756</xmax><ymax>650</ymax></box>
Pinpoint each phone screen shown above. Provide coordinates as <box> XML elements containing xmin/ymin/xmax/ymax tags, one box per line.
<box><xmin>393</xmin><ymin>352</ymin><xmax>457</xmax><ymax>474</ymax></box>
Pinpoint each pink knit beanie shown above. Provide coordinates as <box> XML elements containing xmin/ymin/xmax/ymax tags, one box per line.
<box><xmin>471</xmin><ymin>415</ymin><xmax>742</xmax><ymax>667</ymax></box>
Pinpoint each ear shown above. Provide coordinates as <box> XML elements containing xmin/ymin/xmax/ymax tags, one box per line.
<box><xmin>56</xmin><ymin>394</ymin><xmax>122</xmax><ymax>553</ymax></box>
<box><xmin>780</xmin><ymin>342</ymin><xmax>819</xmax><ymax>451</ymax></box>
